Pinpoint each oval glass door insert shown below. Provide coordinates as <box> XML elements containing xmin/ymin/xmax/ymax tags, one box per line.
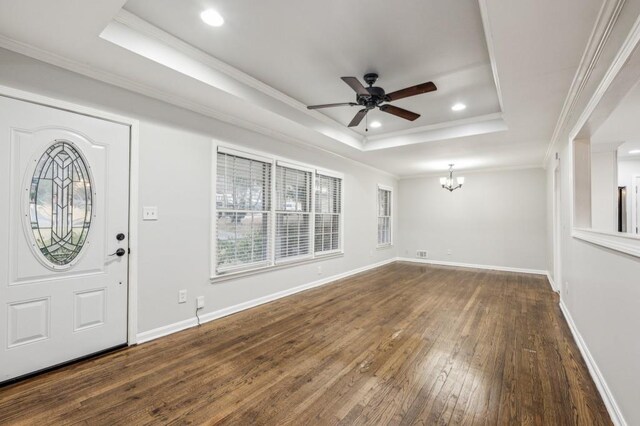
<box><xmin>29</xmin><ymin>141</ymin><xmax>93</xmax><ymax>267</ymax></box>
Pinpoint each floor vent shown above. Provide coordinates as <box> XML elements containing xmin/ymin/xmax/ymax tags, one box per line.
<box><xmin>416</xmin><ymin>250</ymin><xmax>428</xmax><ymax>259</ymax></box>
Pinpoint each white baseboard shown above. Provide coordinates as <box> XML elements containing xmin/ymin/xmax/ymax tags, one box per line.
<box><xmin>397</xmin><ymin>257</ymin><xmax>547</xmax><ymax>275</ymax></box>
<box><xmin>559</xmin><ymin>300</ymin><xmax>626</xmax><ymax>426</ymax></box>
<box><xmin>137</xmin><ymin>257</ymin><xmax>546</xmax><ymax>344</ymax></box>
<box><xmin>546</xmin><ymin>272</ymin><xmax>559</xmax><ymax>292</ymax></box>
<box><xmin>136</xmin><ymin>257</ymin><xmax>397</xmax><ymax>344</ymax></box>
<box><xmin>136</xmin><ymin>317</ymin><xmax>199</xmax><ymax>344</ymax></box>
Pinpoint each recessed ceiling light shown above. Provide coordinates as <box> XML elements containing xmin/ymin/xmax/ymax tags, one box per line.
<box><xmin>200</xmin><ymin>9</ymin><xmax>224</xmax><ymax>27</ymax></box>
<box><xmin>370</xmin><ymin>121</ymin><xmax>381</xmax><ymax>128</ymax></box>
<box><xmin>451</xmin><ymin>103</ymin><xmax>466</xmax><ymax>111</ymax></box>
<box><xmin>629</xmin><ymin>149</ymin><xmax>640</xmax><ymax>154</ymax></box>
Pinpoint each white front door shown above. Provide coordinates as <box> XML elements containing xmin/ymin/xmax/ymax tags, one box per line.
<box><xmin>0</xmin><ymin>96</ymin><xmax>130</xmax><ymax>382</ymax></box>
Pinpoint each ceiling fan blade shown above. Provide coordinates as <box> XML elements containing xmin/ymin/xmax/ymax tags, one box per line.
<box><xmin>348</xmin><ymin>109</ymin><xmax>369</xmax><ymax>127</ymax></box>
<box><xmin>307</xmin><ymin>102</ymin><xmax>357</xmax><ymax>110</ymax></box>
<box><xmin>379</xmin><ymin>104</ymin><xmax>420</xmax><ymax>121</ymax></box>
<box><xmin>341</xmin><ymin>77</ymin><xmax>370</xmax><ymax>96</ymax></box>
<box><xmin>386</xmin><ymin>81</ymin><xmax>437</xmax><ymax>101</ymax></box>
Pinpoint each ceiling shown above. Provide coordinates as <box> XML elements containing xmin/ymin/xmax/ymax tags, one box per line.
<box><xmin>0</xmin><ymin>0</ymin><xmax>604</xmax><ymax>176</ymax></box>
<box><xmin>588</xmin><ymin>45</ymin><xmax>640</xmax><ymax>160</ymax></box>
<box><xmin>591</xmin><ymin>79</ymin><xmax>640</xmax><ymax>160</ymax></box>
<box><xmin>618</xmin><ymin>141</ymin><xmax>640</xmax><ymax>159</ymax></box>
<box><xmin>124</xmin><ymin>0</ymin><xmax>501</xmax><ymax>136</ymax></box>
<box><xmin>592</xmin><ymin>78</ymin><xmax>640</xmax><ymax>146</ymax></box>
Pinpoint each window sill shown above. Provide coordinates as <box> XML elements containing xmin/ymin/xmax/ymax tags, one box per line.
<box><xmin>210</xmin><ymin>252</ymin><xmax>345</xmax><ymax>283</ymax></box>
<box><xmin>572</xmin><ymin>228</ymin><xmax>640</xmax><ymax>258</ymax></box>
<box><xmin>376</xmin><ymin>244</ymin><xmax>393</xmax><ymax>250</ymax></box>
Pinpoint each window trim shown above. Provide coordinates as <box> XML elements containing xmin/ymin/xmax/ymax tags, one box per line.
<box><xmin>211</xmin><ymin>141</ymin><xmax>345</xmax><ymax>281</ymax></box>
<box><xmin>376</xmin><ymin>184</ymin><xmax>393</xmax><ymax>249</ymax></box>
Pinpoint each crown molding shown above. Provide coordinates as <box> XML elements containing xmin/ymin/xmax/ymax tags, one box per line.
<box><xmin>478</xmin><ymin>0</ymin><xmax>505</xmax><ymax>112</ymax></box>
<box><xmin>364</xmin><ymin>114</ymin><xmax>507</xmax><ymax>151</ymax></box>
<box><xmin>364</xmin><ymin>112</ymin><xmax>503</xmax><ymax>143</ymax></box>
<box><xmin>111</xmin><ymin>10</ymin><xmax>361</xmax><ymax>141</ymax></box>
<box><xmin>0</xmin><ymin>35</ymin><xmax>403</xmax><ymax>180</ymax></box>
<box><xmin>399</xmin><ymin>163</ymin><xmax>543</xmax><ymax>180</ymax></box>
<box><xmin>0</xmin><ymin>4</ymin><xmax>508</xmax><ymax>176</ymax></box>
<box><xmin>0</xmin><ymin>33</ymin><xmax>310</xmax><ymax>147</ymax></box>
<box><xmin>568</xmin><ymin>13</ymin><xmax>640</xmax><ymax>145</ymax></box>
<box><xmin>545</xmin><ymin>0</ymin><xmax>627</xmax><ymax>164</ymax></box>
<box><xmin>104</xmin><ymin>11</ymin><xmax>507</xmax><ymax>152</ymax></box>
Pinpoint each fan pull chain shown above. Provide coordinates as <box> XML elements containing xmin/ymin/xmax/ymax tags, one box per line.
<box><xmin>365</xmin><ymin>113</ymin><xmax>368</xmax><ymax>132</ymax></box>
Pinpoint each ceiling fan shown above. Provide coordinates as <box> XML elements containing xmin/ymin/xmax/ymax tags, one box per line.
<box><xmin>306</xmin><ymin>73</ymin><xmax>437</xmax><ymax>128</ymax></box>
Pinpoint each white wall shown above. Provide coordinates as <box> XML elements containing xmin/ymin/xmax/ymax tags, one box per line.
<box><xmin>618</xmin><ymin>159</ymin><xmax>640</xmax><ymax>232</ymax></box>
<box><xmin>591</xmin><ymin>150</ymin><xmax>618</xmax><ymax>232</ymax></box>
<box><xmin>547</xmin><ymin>144</ymin><xmax>640</xmax><ymax>426</ymax></box>
<box><xmin>0</xmin><ymin>48</ymin><xmax>398</xmax><ymax>335</ymax></box>
<box><xmin>546</xmin><ymin>12</ymin><xmax>640</xmax><ymax>420</ymax></box>
<box><xmin>398</xmin><ymin>168</ymin><xmax>547</xmax><ymax>271</ymax></box>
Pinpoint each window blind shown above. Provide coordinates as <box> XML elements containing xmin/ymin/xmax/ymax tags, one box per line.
<box><xmin>275</xmin><ymin>165</ymin><xmax>312</xmax><ymax>262</ymax></box>
<box><xmin>315</xmin><ymin>173</ymin><xmax>342</xmax><ymax>254</ymax></box>
<box><xmin>216</xmin><ymin>151</ymin><xmax>271</xmax><ymax>272</ymax></box>
<box><xmin>378</xmin><ymin>187</ymin><xmax>392</xmax><ymax>246</ymax></box>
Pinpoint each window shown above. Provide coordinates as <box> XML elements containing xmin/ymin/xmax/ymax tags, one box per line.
<box><xmin>215</xmin><ymin>150</ymin><xmax>271</xmax><ymax>273</ymax></box>
<box><xmin>377</xmin><ymin>186</ymin><xmax>392</xmax><ymax>247</ymax></box>
<box><xmin>29</xmin><ymin>141</ymin><xmax>93</xmax><ymax>268</ymax></box>
<box><xmin>275</xmin><ymin>163</ymin><xmax>312</xmax><ymax>262</ymax></box>
<box><xmin>213</xmin><ymin>145</ymin><xmax>343</xmax><ymax>278</ymax></box>
<box><xmin>315</xmin><ymin>173</ymin><xmax>342</xmax><ymax>255</ymax></box>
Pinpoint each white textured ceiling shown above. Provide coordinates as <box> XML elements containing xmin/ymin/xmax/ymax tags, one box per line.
<box><xmin>0</xmin><ymin>0</ymin><xmax>604</xmax><ymax>176</ymax></box>
<box><xmin>593</xmin><ymin>77</ymin><xmax>640</xmax><ymax>146</ymax></box>
<box><xmin>124</xmin><ymin>0</ymin><xmax>501</xmax><ymax>136</ymax></box>
<box><xmin>591</xmin><ymin>78</ymin><xmax>640</xmax><ymax>160</ymax></box>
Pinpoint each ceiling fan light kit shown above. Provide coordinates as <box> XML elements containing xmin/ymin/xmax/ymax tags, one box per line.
<box><xmin>440</xmin><ymin>164</ymin><xmax>464</xmax><ymax>192</ymax></box>
<box><xmin>307</xmin><ymin>73</ymin><xmax>437</xmax><ymax>128</ymax></box>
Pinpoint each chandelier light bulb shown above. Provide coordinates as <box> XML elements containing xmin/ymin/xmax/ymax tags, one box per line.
<box><xmin>441</xmin><ymin>164</ymin><xmax>464</xmax><ymax>192</ymax></box>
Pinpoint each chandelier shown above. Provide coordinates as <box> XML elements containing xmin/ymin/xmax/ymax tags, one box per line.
<box><xmin>440</xmin><ymin>164</ymin><xmax>465</xmax><ymax>192</ymax></box>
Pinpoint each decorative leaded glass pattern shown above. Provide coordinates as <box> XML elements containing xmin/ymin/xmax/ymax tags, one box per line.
<box><xmin>29</xmin><ymin>141</ymin><xmax>93</xmax><ymax>266</ymax></box>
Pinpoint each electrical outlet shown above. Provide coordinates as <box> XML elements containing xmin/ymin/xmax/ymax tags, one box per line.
<box><xmin>178</xmin><ymin>289</ymin><xmax>187</xmax><ymax>304</ymax></box>
<box><xmin>143</xmin><ymin>206</ymin><xmax>158</xmax><ymax>221</ymax></box>
<box><xmin>369</xmin><ymin>249</ymin><xmax>373</xmax><ymax>257</ymax></box>
<box><xmin>317</xmin><ymin>266</ymin><xmax>322</xmax><ymax>275</ymax></box>
<box><xmin>565</xmin><ymin>281</ymin><xmax>569</xmax><ymax>296</ymax></box>
<box><xmin>196</xmin><ymin>296</ymin><xmax>205</xmax><ymax>309</ymax></box>
<box><xmin>447</xmin><ymin>249</ymin><xmax>452</xmax><ymax>255</ymax></box>
<box><xmin>416</xmin><ymin>250</ymin><xmax>428</xmax><ymax>259</ymax></box>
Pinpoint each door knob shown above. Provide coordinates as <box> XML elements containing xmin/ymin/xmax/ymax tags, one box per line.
<box><xmin>109</xmin><ymin>248</ymin><xmax>126</xmax><ymax>257</ymax></box>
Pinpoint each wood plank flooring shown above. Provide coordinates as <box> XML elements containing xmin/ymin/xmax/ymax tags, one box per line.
<box><xmin>0</xmin><ymin>262</ymin><xmax>611</xmax><ymax>425</ymax></box>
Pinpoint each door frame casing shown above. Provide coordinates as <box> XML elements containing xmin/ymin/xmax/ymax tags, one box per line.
<box><xmin>633</xmin><ymin>175</ymin><xmax>640</xmax><ymax>235</ymax></box>
<box><xmin>0</xmin><ymin>84</ymin><xmax>140</xmax><ymax>345</ymax></box>
<box><xmin>552</xmin><ymin>161</ymin><xmax>562</xmax><ymax>295</ymax></box>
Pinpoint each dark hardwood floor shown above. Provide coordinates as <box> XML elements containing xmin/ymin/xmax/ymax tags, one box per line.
<box><xmin>0</xmin><ymin>262</ymin><xmax>611</xmax><ymax>425</ymax></box>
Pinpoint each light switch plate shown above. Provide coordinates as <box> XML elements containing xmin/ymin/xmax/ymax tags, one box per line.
<box><xmin>143</xmin><ymin>206</ymin><xmax>158</xmax><ymax>221</ymax></box>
